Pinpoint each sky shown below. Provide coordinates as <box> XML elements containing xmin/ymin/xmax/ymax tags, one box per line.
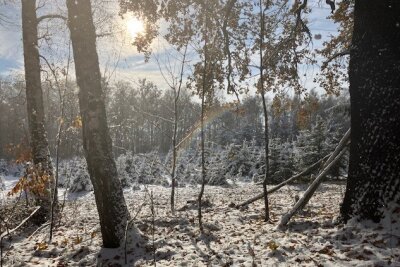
<box><xmin>0</xmin><ymin>0</ymin><xmax>340</xmax><ymax>98</ymax></box>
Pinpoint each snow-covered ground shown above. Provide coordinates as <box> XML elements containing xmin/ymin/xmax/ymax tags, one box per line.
<box><xmin>1</xmin><ymin>175</ymin><xmax>19</xmax><ymax>191</ymax></box>
<box><xmin>1</xmin><ymin>175</ymin><xmax>19</xmax><ymax>204</ymax></box>
<box><xmin>1</xmin><ymin>180</ymin><xmax>399</xmax><ymax>266</ymax></box>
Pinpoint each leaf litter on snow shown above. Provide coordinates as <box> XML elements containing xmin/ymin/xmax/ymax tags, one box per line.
<box><xmin>1</xmin><ymin>182</ymin><xmax>399</xmax><ymax>266</ymax></box>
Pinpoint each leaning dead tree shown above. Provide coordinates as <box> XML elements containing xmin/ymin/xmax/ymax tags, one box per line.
<box><xmin>278</xmin><ymin>128</ymin><xmax>351</xmax><ymax>228</ymax></box>
<box><xmin>235</xmin><ymin>129</ymin><xmax>350</xmax><ymax>210</ymax></box>
<box><xmin>236</xmin><ymin>153</ymin><xmax>332</xmax><ymax>208</ymax></box>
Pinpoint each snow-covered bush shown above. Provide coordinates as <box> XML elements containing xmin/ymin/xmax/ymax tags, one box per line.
<box><xmin>115</xmin><ymin>152</ymin><xmax>136</xmax><ymax>187</ymax></box>
<box><xmin>269</xmin><ymin>138</ymin><xmax>295</xmax><ymax>183</ymax></box>
<box><xmin>206</xmin><ymin>148</ymin><xmax>230</xmax><ymax>186</ymax></box>
<box><xmin>222</xmin><ymin>141</ymin><xmax>265</xmax><ymax>183</ymax></box>
<box><xmin>58</xmin><ymin>157</ymin><xmax>92</xmax><ymax>192</ymax></box>
<box><xmin>172</xmin><ymin>149</ymin><xmax>200</xmax><ymax>186</ymax></box>
<box><xmin>58</xmin><ymin>152</ymin><xmax>170</xmax><ymax>193</ymax></box>
<box><xmin>0</xmin><ymin>159</ymin><xmax>24</xmax><ymax>177</ymax></box>
<box><xmin>56</xmin><ymin>124</ymin><xmax>349</xmax><ymax>193</ymax></box>
<box><xmin>293</xmin><ymin>115</ymin><xmax>348</xmax><ymax>181</ymax></box>
<box><xmin>167</xmin><ymin>147</ymin><xmax>230</xmax><ymax>186</ymax></box>
<box><xmin>116</xmin><ymin>152</ymin><xmax>169</xmax><ymax>186</ymax></box>
<box><xmin>178</xmin><ymin>141</ymin><xmax>263</xmax><ymax>186</ymax></box>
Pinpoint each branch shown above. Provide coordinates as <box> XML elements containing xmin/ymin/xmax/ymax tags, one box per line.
<box><xmin>132</xmin><ymin>106</ymin><xmax>174</xmax><ymax>124</ymax></box>
<box><xmin>326</xmin><ymin>0</ymin><xmax>336</xmax><ymax>13</ymax></box>
<box><xmin>0</xmin><ymin>206</ymin><xmax>41</xmax><ymax>239</ymax></box>
<box><xmin>1</xmin><ymin>206</ymin><xmax>41</xmax><ymax>266</ymax></box>
<box><xmin>176</xmin><ymin>41</ymin><xmax>189</xmax><ymax>102</ymax></box>
<box><xmin>39</xmin><ymin>55</ymin><xmax>52</xmax><ymax>70</ymax></box>
<box><xmin>96</xmin><ymin>32</ymin><xmax>114</xmax><ymax>38</ymax></box>
<box><xmin>37</xmin><ymin>14</ymin><xmax>67</xmax><ymax>25</ymax></box>
<box><xmin>321</xmin><ymin>50</ymin><xmax>350</xmax><ymax>69</ymax></box>
<box><xmin>294</xmin><ymin>0</ymin><xmax>311</xmax><ymax>41</ymax></box>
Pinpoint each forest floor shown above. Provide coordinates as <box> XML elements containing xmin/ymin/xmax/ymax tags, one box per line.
<box><xmin>1</xmin><ymin>180</ymin><xmax>399</xmax><ymax>266</ymax></box>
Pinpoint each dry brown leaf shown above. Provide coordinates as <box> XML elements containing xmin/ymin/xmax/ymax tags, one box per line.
<box><xmin>35</xmin><ymin>242</ymin><xmax>48</xmax><ymax>251</ymax></box>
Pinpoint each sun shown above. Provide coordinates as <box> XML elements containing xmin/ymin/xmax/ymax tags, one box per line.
<box><xmin>126</xmin><ymin>17</ymin><xmax>145</xmax><ymax>40</ymax></box>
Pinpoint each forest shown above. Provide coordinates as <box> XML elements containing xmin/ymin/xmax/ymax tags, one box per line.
<box><xmin>0</xmin><ymin>0</ymin><xmax>399</xmax><ymax>266</ymax></box>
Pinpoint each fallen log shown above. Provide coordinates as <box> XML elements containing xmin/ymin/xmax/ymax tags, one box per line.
<box><xmin>277</xmin><ymin>129</ymin><xmax>350</xmax><ymax>228</ymax></box>
<box><xmin>278</xmin><ymin>147</ymin><xmax>348</xmax><ymax>229</ymax></box>
<box><xmin>235</xmin><ymin>128</ymin><xmax>351</xmax><ymax>209</ymax></box>
<box><xmin>236</xmin><ymin>153</ymin><xmax>331</xmax><ymax>208</ymax></box>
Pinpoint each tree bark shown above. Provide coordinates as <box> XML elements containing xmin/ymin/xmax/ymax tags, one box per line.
<box><xmin>341</xmin><ymin>1</ymin><xmax>400</xmax><ymax>222</ymax></box>
<box><xmin>22</xmin><ymin>0</ymin><xmax>52</xmax><ymax>173</ymax></box>
<box><xmin>21</xmin><ymin>0</ymin><xmax>53</xmax><ymax>221</ymax></box>
<box><xmin>66</xmin><ymin>0</ymin><xmax>129</xmax><ymax>248</ymax></box>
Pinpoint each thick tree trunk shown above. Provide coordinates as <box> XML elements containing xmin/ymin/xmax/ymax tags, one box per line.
<box><xmin>22</xmin><ymin>0</ymin><xmax>52</xmax><ymax>173</ymax></box>
<box><xmin>341</xmin><ymin>1</ymin><xmax>400</xmax><ymax>222</ymax></box>
<box><xmin>66</xmin><ymin>0</ymin><xmax>129</xmax><ymax>248</ymax></box>
<box><xmin>21</xmin><ymin>0</ymin><xmax>53</xmax><ymax>221</ymax></box>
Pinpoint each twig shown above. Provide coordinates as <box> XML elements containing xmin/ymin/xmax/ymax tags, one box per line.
<box><xmin>37</xmin><ymin>14</ymin><xmax>67</xmax><ymax>24</ymax></box>
<box><xmin>321</xmin><ymin>50</ymin><xmax>350</xmax><ymax>70</ymax></box>
<box><xmin>29</xmin><ymin>222</ymin><xmax>50</xmax><ymax>240</ymax></box>
<box><xmin>124</xmin><ymin>191</ymin><xmax>149</xmax><ymax>265</ymax></box>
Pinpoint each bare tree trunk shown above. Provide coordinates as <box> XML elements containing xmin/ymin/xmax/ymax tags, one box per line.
<box><xmin>21</xmin><ymin>0</ymin><xmax>53</xmax><ymax>217</ymax></box>
<box><xmin>171</xmin><ymin>43</ymin><xmax>188</xmax><ymax>214</ymax></box>
<box><xmin>198</xmin><ymin>15</ymin><xmax>209</xmax><ymax>232</ymax></box>
<box><xmin>259</xmin><ymin>0</ymin><xmax>270</xmax><ymax>222</ymax></box>
<box><xmin>66</xmin><ymin>0</ymin><xmax>129</xmax><ymax>248</ymax></box>
<box><xmin>198</xmin><ymin>61</ymin><xmax>207</xmax><ymax>233</ymax></box>
<box><xmin>170</xmin><ymin>92</ymin><xmax>178</xmax><ymax>213</ymax></box>
<box><xmin>49</xmin><ymin>42</ymin><xmax>71</xmax><ymax>242</ymax></box>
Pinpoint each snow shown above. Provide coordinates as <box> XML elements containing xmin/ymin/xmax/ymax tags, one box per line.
<box><xmin>1</xmin><ymin>182</ymin><xmax>399</xmax><ymax>266</ymax></box>
<box><xmin>3</xmin><ymin>175</ymin><xmax>19</xmax><ymax>190</ymax></box>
